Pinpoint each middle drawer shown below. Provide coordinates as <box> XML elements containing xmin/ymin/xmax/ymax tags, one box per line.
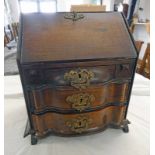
<box><xmin>28</xmin><ymin>82</ymin><xmax>129</xmax><ymax>113</ymax></box>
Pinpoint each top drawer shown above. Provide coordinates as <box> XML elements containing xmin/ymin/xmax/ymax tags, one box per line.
<box><xmin>23</xmin><ymin>63</ymin><xmax>133</xmax><ymax>87</ymax></box>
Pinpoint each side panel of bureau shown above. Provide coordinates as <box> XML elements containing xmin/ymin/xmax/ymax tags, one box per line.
<box><xmin>32</xmin><ymin>106</ymin><xmax>126</xmax><ymax>136</ymax></box>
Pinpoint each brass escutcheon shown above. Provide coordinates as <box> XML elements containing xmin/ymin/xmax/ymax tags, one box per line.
<box><xmin>64</xmin><ymin>12</ymin><xmax>84</xmax><ymax>22</ymax></box>
<box><xmin>66</xmin><ymin>115</ymin><xmax>92</xmax><ymax>133</ymax></box>
<box><xmin>64</xmin><ymin>68</ymin><xmax>94</xmax><ymax>90</ymax></box>
<box><xmin>66</xmin><ymin>93</ymin><xmax>95</xmax><ymax>111</ymax></box>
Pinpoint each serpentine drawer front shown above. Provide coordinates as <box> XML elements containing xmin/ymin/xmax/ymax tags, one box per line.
<box><xmin>32</xmin><ymin>106</ymin><xmax>126</xmax><ymax>136</ymax></box>
<box><xmin>17</xmin><ymin>12</ymin><xmax>138</xmax><ymax>145</ymax></box>
<box><xmin>28</xmin><ymin>82</ymin><xmax>129</xmax><ymax>113</ymax></box>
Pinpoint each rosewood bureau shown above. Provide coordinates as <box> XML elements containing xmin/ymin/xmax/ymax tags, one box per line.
<box><xmin>17</xmin><ymin>12</ymin><xmax>138</xmax><ymax>145</ymax></box>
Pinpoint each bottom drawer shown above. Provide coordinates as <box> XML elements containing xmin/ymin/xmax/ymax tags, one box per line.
<box><xmin>32</xmin><ymin>106</ymin><xmax>126</xmax><ymax>136</ymax></box>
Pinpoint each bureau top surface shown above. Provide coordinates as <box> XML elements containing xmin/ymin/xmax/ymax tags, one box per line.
<box><xmin>19</xmin><ymin>12</ymin><xmax>137</xmax><ymax>63</ymax></box>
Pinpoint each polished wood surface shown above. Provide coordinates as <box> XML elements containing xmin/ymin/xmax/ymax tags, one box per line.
<box><xmin>29</xmin><ymin>82</ymin><xmax>129</xmax><ymax>113</ymax></box>
<box><xmin>32</xmin><ymin>106</ymin><xmax>126</xmax><ymax>136</ymax></box>
<box><xmin>17</xmin><ymin>12</ymin><xmax>138</xmax><ymax>144</ymax></box>
<box><xmin>23</xmin><ymin>62</ymin><xmax>133</xmax><ymax>86</ymax></box>
<box><xmin>25</xmin><ymin>65</ymin><xmax>115</xmax><ymax>85</ymax></box>
<box><xmin>21</xmin><ymin>12</ymin><xmax>137</xmax><ymax>63</ymax></box>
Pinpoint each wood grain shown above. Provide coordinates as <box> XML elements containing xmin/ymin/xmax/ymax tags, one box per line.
<box><xmin>23</xmin><ymin>62</ymin><xmax>133</xmax><ymax>86</ymax></box>
<box><xmin>32</xmin><ymin>106</ymin><xmax>126</xmax><ymax>136</ymax></box>
<box><xmin>16</xmin><ymin>12</ymin><xmax>138</xmax><ymax>144</ymax></box>
<box><xmin>21</xmin><ymin>12</ymin><xmax>137</xmax><ymax>63</ymax></box>
<box><xmin>29</xmin><ymin>82</ymin><xmax>129</xmax><ymax>113</ymax></box>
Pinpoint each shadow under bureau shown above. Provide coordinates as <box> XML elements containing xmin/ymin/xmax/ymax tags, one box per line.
<box><xmin>17</xmin><ymin>12</ymin><xmax>138</xmax><ymax>145</ymax></box>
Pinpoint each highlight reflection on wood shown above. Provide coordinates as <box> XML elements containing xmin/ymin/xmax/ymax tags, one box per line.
<box><xmin>17</xmin><ymin>12</ymin><xmax>138</xmax><ymax>144</ymax></box>
<box><xmin>29</xmin><ymin>82</ymin><xmax>129</xmax><ymax>113</ymax></box>
<box><xmin>32</xmin><ymin>106</ymin><xmax>126</xmax><ymax>136</ymax></box>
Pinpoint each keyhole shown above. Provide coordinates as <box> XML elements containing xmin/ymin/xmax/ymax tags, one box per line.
<box><xmin>79</xmin><ymin>122</ymin><xmax>81</xmax><ymax>126</ymax></box>
<box><xmin>120</xmin><ymin>65</ymin><xmax>123</xmax><ymax>71</ymax></box>
<box><xmin>78</xmin><ymin>74</ymin><xmax>81</xmax><ymax>78</ymax></box>
<box><xmin>80</xmin><ymin>99</ymin><xmax>83</xmax><ymax>103</ymax></box>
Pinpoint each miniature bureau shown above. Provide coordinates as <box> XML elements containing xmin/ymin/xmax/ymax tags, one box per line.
<box><xmin>17</xmin><ymin>12</ymin><xmax>138</xmax><ymax>145</ymax></box>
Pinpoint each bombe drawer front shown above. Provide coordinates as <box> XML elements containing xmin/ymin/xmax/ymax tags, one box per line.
<box><xmin>32</xmin><ymin>106</ymin><xmax>126</xmax><ymax>136</ymax></box>
<box><xmin>28</xmin><ymin>82</ymin><xmax>129</xmax><ymax>113</ymax></box>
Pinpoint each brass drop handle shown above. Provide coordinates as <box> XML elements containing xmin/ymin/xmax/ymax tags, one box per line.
<box><xmin>64</xmin><ymin>68</ymin><xmax>94</xmax><ymax>90</ymax></box>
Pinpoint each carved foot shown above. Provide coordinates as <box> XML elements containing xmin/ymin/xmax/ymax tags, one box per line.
<box><xmin>121</xmin><ymin>119</ymin><xmax>130</xmax><ymax>133</ymax></box>
<box><xmin>31</xmin><ymin>134</ymin><xmax>38</xmax><ymax>145</ymax></box>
